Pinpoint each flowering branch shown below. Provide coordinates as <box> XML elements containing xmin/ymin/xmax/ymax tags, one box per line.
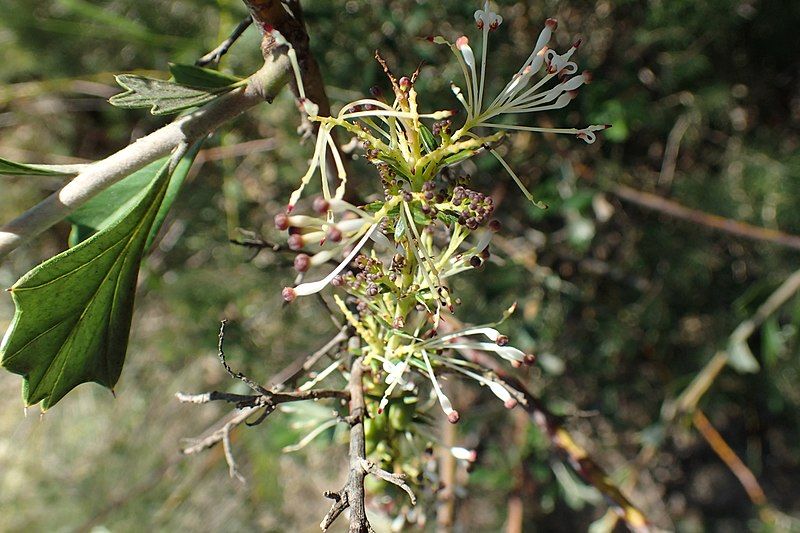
<box><xmin>180</xmin><ymin>2</ymin><xmax>627</xmax><ymax>529</ymax></box>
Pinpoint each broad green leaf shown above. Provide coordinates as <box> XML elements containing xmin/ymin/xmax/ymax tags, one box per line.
<box><xmin>67</xmin><ymin>142</ymin><xmax>201</xmax><ymax>246</ymax></box>
<box><xmin>110</xmin><ymin>74</ymin><xmax>233</xmax><ymax>115</ymax></box>
<box><xmin>168</xmin><ymin>63</ymin><xmax>241</xmax><ymax>89</ymax></box>
<box><xmin>0</xmin><ymin>157</ymin><xmax>75</xmax><ymax>176</ymax></box>
<box><xmin>0</xmin><ymin>159</ymin><xmax>174</xmax><ymax>409</ymax></box>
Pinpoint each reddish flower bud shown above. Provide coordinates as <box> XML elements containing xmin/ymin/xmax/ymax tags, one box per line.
<box><xmin>488</xmin><ymin>219</ymin><xmax>502</xmax><ymax>232</ymax></box>
<box><xmin>287</xmin><ymin>234</ymin><xmax>304</xmax><ymax>251</ymax></box>
<box><xmin>545</xmin><ymin>18</ymin><xmax>558</xmax><ymax>30</ymax></box>
<box><xmin>281</xmin><ymin>287</ymin><xmax>297</xmax><ymax>302</ymax></box>
<box><xmin>504</xmin><ymin>398</ymin><xmax>518</xmax><ymax>409</ymax></box>
<box><xmin>312</xmin><ymin>197</ymin><xmax>330</xmax><ymax>214</ymax></box>
<box><xmin>293</xmin><ymin>253</ymin><xmax>311</xmax><ymax>272</ymax></box>
<box><xmin>447</xmin><ymin>410</ymin><xmax>461</xmax><ymax>424</ymax></box>
<box><xmin>399</xmin><ymin>76</ymin><xmax>411</xmax><ymax>90</ymax></box>
<box><xmin>274</xmin><ymin>213</ymin><xmax>289</xmax><ymax>231</ymax></box>
<box><xmin>524</xmin><ymin>353</ymin><xmax>537</xmax><ymax>366</ymax></box>
<box><xmin>326</xmin><ymin>226</ymin><xmax>343</xmax><ymax>243</ymax></box>
<box><xmin>496</xmin><ymin>335</ymin><xmax>509</xmax><ymax>346</ymax></box>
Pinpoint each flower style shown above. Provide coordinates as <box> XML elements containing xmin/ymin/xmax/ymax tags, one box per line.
<box><xmin>437</xmin><ymin>8</ymin><xmax>609</xmax><ymax>146</ymax></box>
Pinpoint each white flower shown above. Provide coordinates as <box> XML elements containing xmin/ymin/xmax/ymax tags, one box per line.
<box><xmin>474</xmin><ymin>2</ymin><xmax>502</xmax><ymax>31</ymax></box>
<box><xmin>378</xmin><ymin>354</ymin><xmax>413</xmax><ymax>413</ymax></box>
<box><xmin>450</xmin><ymin>446</ymin><xmax>478</xmax><ymax>462</ymax></box>
<box><xmin>283</xmin><ymin>223</ymin><xmax>379</xmax><ymax>301</ymax></box>
<box><xmin>422</xmin><ymin>350</ymin><xmax>460</xmax><ymax>423</ymax></box>
<box><xmin>439</xmin><ymin>12</ymin><xmax>608</xmax><ymax>145</ymax></box>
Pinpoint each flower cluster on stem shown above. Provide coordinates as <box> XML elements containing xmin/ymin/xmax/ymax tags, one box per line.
<box><xmin>266</xmin><ymin>3</ymin><xmax>604</xmax><ymax>513</ymax></box>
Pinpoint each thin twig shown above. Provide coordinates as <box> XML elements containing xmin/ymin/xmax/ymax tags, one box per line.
<box><xmin>222</xmin><ymin>417</ymin><xmax>247</xmax><ymax>483</ymax></box>
<box><xmin>359</xmin><ymin>458</ymin><xmax>416</xmax><ymax>505</ymax></box>
<box><xmin>657</xmin><ymin>112</ymin><xmax>693</xmax><ymax>188</ymax></box>
<box><xmin>610</xmin><ymin>184</ymin><xmax>800</xmax><ymax>252</ymax></box>
<box><xmin>668</xmin><ymin>267</ymin><xmax>800</xmax><ymax>419</ymax></box>
<box><xmin>175</xmin><ymin>388</ymin><xmax>347</xmax><ymax>408</ymax></box>
<box><xmin>181</xmin><ymin>406</ymin><xmax>263</xmax><ymax>455</ymax></box>
<box><xmin>437</xmin><ymin>407</ymin><xmax>457</xmax><ymax>533</ymax></box>
<box><xmin>692</xmin><ymin>410</ymin><xmax>767</xmax><ymax>507</ymax></box>
<box><xmin>178</xmin><ymin>326</ymin><xmax>350</xmax><ymax>458</ymax></box>
<box><xmin>267</xmin><ymin>328</ymin><xmax>348</xmax><ymax>390</ymax></box>
<box><xmin>320</xmin><ymin>352</ymin><xmax>374</xmax><ymax>533</ymax></box>
<box><xmin>217</xmin><ymin>319</ymin><xmax>271</xmax><ymax>396</ymax></box>
<box><xmin>196</xmin><ymin>16</ymin><xmax>253</xmax><ymax>67</ymax></box>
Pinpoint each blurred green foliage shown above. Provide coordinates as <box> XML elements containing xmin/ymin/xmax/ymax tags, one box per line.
<box><xmin>1</xmin><ymin>0</ymin><xmax>800</xmax><ymax>531</ymax></box>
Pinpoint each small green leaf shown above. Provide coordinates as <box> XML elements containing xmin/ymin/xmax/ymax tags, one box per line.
<box><xmin>728</xmin><ymin>339</ymin><xmax>760</xmax><ymax>373</ymax></box>
<box><xmin>0</xmin><ymin>157</ymin><xmax>74</xmax><ymax>176</ymax></box>
<box><xmin>419</xmin><ymin>123</ymin><xmax>439</xmax><ymax>154</ymax></box>
<box><xmin>410</xmin><ymin>203</ymin><xmax>429</xmax><ymax>225</ymax></box>
<box><xmin>110</xmin><ymin>74</ymin><xmax>232</xmax><ymax>115</ymax></box>
<box><xmin>363</xmin><ymin>201</ymin><xmax>385</xmax><ymax>213</ymax></box>
<box><xmin>0</xmin><ymin>159</ymin><xmax>175</xmax><ymax>409</ymax></box>
<box><xmin>168</xmin><ymin>63</ymin><xmax>241</xmax><ymax>89</ymax></box>
<box><xmin>436</xmin><ymin>210</ymin><xmax>459</xmax><ymax>226</ymax></box>
<box><xmin>442</xmin><ymin>149</ymin><xmax>476</xmax><ymax>166</ymax></box>
<box><xmin>67</xmin><ymin>142</ymin><xmax>201</xmax><ymax>246</ymax></box>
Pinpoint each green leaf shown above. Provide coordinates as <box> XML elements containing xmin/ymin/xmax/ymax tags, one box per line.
<box><xmin>168</xmin><ymin>63</ymin><xmax>241</xmax><ymax>89</ymax></box>
<box><xmin>442</xmin><ymin>149</ymin><xmax>476</xmax><ymax>166</ymax></box>
<box><xmin>393</xmin><ymin>215</ymin><xmax>406</xmax><ymax>242</ymax></box>
<box><xmin>67</xmin><ymin>142</ymin><xmax>201</xmax><ymax>246</ymax></box>
<box><xmin>410</xmin><ymin>203</ymin><xmax>429</xmax><ymax>225</ymax></box>
<box><xmin>110</xmin><ymin>74</ymin><xmax>232</xmax><ymax>115</ymax></box>
<box><xmin>363</xmin><ymin>201</ymin><xmax>385</xmax><ymax>213</ymax></box>
<box><xmin>419</xmin><ymin>123</ymin><xmax>439</xmax><ymax>154</ymax></box>
<box><xmin>436</xmin><ymin>210</ymin><xmax>459</xmax><ymax>226</ymax></box>
<box><xmin>0</xmin><ymin>157</ymin><xmax>75</xmax><ymax>176</ymax></box>
<box><xmin>0</xmin><ymin>159</ymin><xmax>175</xmax><ymax>409</ymax></box>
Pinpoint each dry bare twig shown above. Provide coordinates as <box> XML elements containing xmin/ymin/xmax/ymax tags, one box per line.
<box><xmin>320</xmin><ymin>351</ymin><xmax>373</xmax><ymax>533</ymax></box>
<box><xmin>610</xmin><ymin>184</ymin><xmax>800</xmax><ymax>252</ymax></box>
<box><xmin>177</xmin><ymin>322</ymin><xmax>349</xmax><ymax>479</ymax></box>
